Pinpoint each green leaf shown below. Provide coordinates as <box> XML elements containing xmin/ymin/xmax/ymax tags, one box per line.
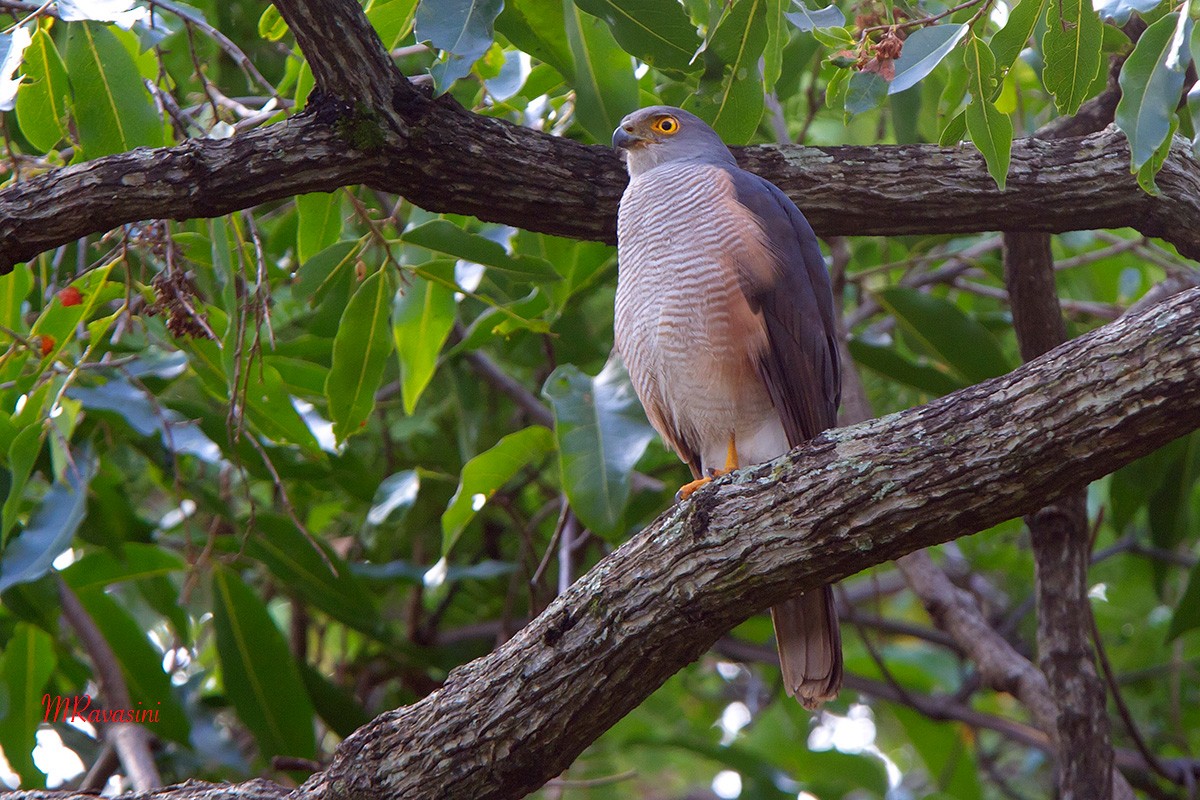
<box><xmin>62</xmin><ymin>543</ymin><xmax>185</xmax><ymax>593</ymax></box>
<box><xmin>367</xmin><ymin>0</ymin><xmax>420</xmax><ymax>50</ymax></box>
<box><xmin>542</xmin><ymin>358</ymin><xmax>656</xmax><ymax>538</ymax></box>
<box><xmin>325</xmin><ymin>267</ymin><xmax>396</xmax><ymax>443</ymax></box>
<box><xmin>991</xmin><ymin>0</ymin><xmax>1047</xmax><ymax>79</ymax></box>
<box><xmin>212</xmin><ymin>564</ymin><xmax>316</xmax><ymax>760</ymax></box>
<box><xmin>25</xmin><ymin>262</ymin><xmax>119</xmax><ymax>376</ymax></box>
<box><xmin>892</xmin><ymin>704</ymin><xmax>983</xmax><ymax>799</ymax></box>
<box><xmin>74</xmin><ymin>589</ymin><xmax>190</xmax><ymax>743</ymax></box>
<box><xmin>2</xmin><ymin>425</ymin><xmax>42</xmax><ymax>542</ymax></box>
<box><xmin>64</xmin><ymin>22</ymin><xmax>164</xmax><ymax>159</ymax></box>
<box><xmin>496</xmin><ymin>0</ymin><xmax>575</xmax><ymax>79</ymax></box>
<box><xmin>15</xmin><ymin>26</ymin><xmax>71</xmax><ymax>151</ymax></box>
<box><xmin>685</xmin><ymin>0</ymin><xmax>767</xmax><ymax>143</ymax></box>
<box><xmin>1168</xmin><ymin>554</ymin><xmax>1200</xmax><ymax>640</ymax></box>
<box><xmin>299</xmin><ymin>662</ymin><xmax>372</xmax><ymax>738</ymax></box>
<box><xmin>889</xmin><ymin>24</ymin><xmax>969</xmax><ymax>95</ymax></box>
<box><xmin>1116</xmin><ymin>12</ymin><xmax>1192</xmax><ymax>172</ymax></box>
<box><xmin>848</xmin><ymin>338</ymin><xmax>966</xmax><ymax>395</ymax></box>
<box><xmin>0</xmin><ymin>445</ymin><xmax>97</xmax><ymax>593</ymax></box>
<box><xmin>440</xmin><ymin>426</ymin><xmax>555</xmax><ymax>558</ymax></box>
<box><xmin>184</xmin><ymin>336</ymin><xmax>323</xmax><ymax>453</ymax></box>
<box><xmin>366</xmin><ymin>469</ymin><xmax>420</xmax><ymax>530</ymax></box>
<box><xmin>562</xmin><ymin>0</ymin><xmax>639</xmax><ymax>142</ymax></box>
<box><xmin>1093</xmin><ymin>0</ymin><xmax>1160</xmax><ymax>23</ymax></box>
<box><xmin>296</xmin><ymin>192</ymin><xmax>345</xmax><ymax>265</ymax></box>
<box><xmin>243</xmin><ymin>515</ymin><xmax>382</xmax><ymax>637</ymax></box>
<box><xmin>257</xmin><ymin>5</ymin><xmax>290</xmax><ymax>40</ymax></box>
<box><xmin>845</xmin><ymin>70</ymin><xmax>889</xmax><ymax>114</ymax></box>
<box><xmin>67</xmin><ymin>377</ymin><xmax>219</xmax><ymax>460</ymax></box>
<box><xmin>393</xmin><ymin>267</ymin><xmax>456</xmax><ymax>415</ymax></box>
<box><xmin>1189</xmin><ymin>79</ymin><xmax>1200</xmax><ymax>158</ymax></box>
<box><xmin>1042</xmin><ymin>0</ymin><xmax>1104</xmax><ymax>115</ymax></box>
<box><xmin>401</xmin><ymin>220</ymin><xmax>560</xmax><ymax>280</ymax></box>
<box><xmin>963</xmin><ymin>36</ymin><xmax>1013</xmax><ymax>189</ymax></box>
<box><xmin>574</xmin><ymin>0</ymin><xmax>703</xmax><ymax>71</ymax></box>
<box><xmin>938</xmin><ymin>109</ymin><xmax>967</xmax><ymax>144</ymax></box>
<box><xmin>1135</xmin><ymin>116</ymin><xmax>1177</xmax><ymax>194</ymax></box>
<box><xmin>763</xmin><ymin>0</ymin><xmax>785</xmax><ymax>89</ymax></box>
<box><xmin>0</xmin><ymin>268</ymin><xmax>31</xmax><ymax>334</ymax></box>
<box><xmin>784</xmin><ymin>1</ymin><xmax>845</xmax><ymax>31</ymax></box>
<box><xmin>875</xmin><ymin>287</ymin><xmax>1013</xmax><ymax>384</ymax></box>
<box><xmin>824</xmin><ymin>65</ymin><xmax>850</xmax><ymax>109</ymax></box>
<box><xmin>0</xmin><ymin>623</ymin><xmax>55</xmax><ymax>786</ymax></box>
<box><xmin>415</xmin><ymin>0</ymin><xmax>505</xmax><ymax>90</ymax></box>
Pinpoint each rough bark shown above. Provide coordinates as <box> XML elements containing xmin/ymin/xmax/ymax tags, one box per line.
<box><xmin>8</xmin><ymin>287</ymin><xmax>1200</xmax><ymax>800</ymax></box>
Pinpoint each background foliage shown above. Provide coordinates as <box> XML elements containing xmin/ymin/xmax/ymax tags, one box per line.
<box><xmin>0</xmin><ymin>0</ymin><xmax>1198</xmax><ymax>797</ymax></box>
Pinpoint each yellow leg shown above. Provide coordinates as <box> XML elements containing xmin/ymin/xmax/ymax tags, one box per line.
<box><xmin>677</xmin><ymin>434</ymin><xmax>739</xmax><ymax>500</ymax></box>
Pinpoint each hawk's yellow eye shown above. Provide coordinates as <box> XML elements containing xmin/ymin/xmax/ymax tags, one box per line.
<box><xmin>652</xmin><ymin>116</ymin><xmax>679</xmax><ymax>135</ymax></box>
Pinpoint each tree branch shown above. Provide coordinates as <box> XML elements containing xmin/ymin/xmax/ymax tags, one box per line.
<box><xmin>10</xmin><ymin>288</ymin><xmax>1200</xmax><ymax>798</ymax></box>
<box><xmin>290</xmin><ymin>289</ymin><xmax>1197</xmax><ymax>800</ymax></box>
<box><xmin>3</xmin><ymin>106</ymin><xmax>1199</xmax><ymax>272</ymax></box>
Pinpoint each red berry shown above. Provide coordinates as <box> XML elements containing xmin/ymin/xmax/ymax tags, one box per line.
<box><xmin>58</xmin><ymin>287</ymin><xmax>83</xmax><ymax>307</ymax></box>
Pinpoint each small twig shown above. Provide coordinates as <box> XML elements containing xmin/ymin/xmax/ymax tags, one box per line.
<box><xmin>544</xmin><ymin>770</ymin><xmax>637</xmax><ymax>789</ymax></box>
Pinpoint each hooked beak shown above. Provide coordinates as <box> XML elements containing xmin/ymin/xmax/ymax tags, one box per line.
<box><xmin>612</xmin><ymin>125</ymin><xmax>644</xmax><ymax>151</ymax></box>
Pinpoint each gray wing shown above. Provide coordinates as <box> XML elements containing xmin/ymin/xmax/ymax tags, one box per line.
<box><xmin>727</xmin><ymin>167</ymin><xmax>840</xmax><ymax>444</ymax></box>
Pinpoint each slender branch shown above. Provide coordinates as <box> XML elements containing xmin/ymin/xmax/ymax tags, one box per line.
<box><xmin>57</xmin><ymin>578</ymin><xmax>162</xmax><ymax>792</ymax></box>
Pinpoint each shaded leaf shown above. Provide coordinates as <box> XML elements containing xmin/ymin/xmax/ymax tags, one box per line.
<box><xmin>212</xmin><ymin>565</ymin><xmax>316</xmax><ymax>760</ymax></box>
<box><xmin>1116</xmin><ymin>12</ymin><xmax>1191</xmax><ymax>171</ymax></box>
<box><xmin>299</xmin><ymin>663</ymin><xmax>372</xmax><ymax>738</ymax></box>
<box><xmin>243</xmin><ymin>515</ymin><xmax>382</xmax><ymax>637</ymax></box>
<box><xmin>401</xmin><ymin>220</ymin><xmax>560</xmax><ymax>280</ymax></box>
<box><xmin>416</xmin><ymin>0</ymin><xmax>505</xmax><ymax>90</ymax></box>
<box><xmin>61</xmin><ymin>542</ymin><xmax>185</xmax><ymax>593</ymax></box>
<box><xmin>2</xmin><ymin>425</ymin><xmax>43</xmax><ymax>542</ymax></box>
<box><xmin>326</xmin><ymin>267</ymin><xmax>396</xmax><ymax>443</ymax></box>
<box><xmin>875</xmin><ymin>287</ymin><xmax>1013</xmax><ymax>384</ymax></box>
<box><xmin>67</xmin><ymin>378</ymin><xmax>220</xmax><ymax>461</ymax></box>
<box><xmin>1042</xmin><ymin>0</ymin><xmax>1103</xmax><ymax>115</ymax></box>
<box><xmin>846</xmin><ymin>69</ymin><xmax>888</xmax><ymax>114</ymax></box>
<box><xmin>0</xmin><ymin>623</ymin><xmax>55</xmax><ymax>786</ymax></box>
<box><xmin>393</xmin><ymin>266</ymin><xmax>456</xmax><ymax>415</ymax></box>
<box><xmin>542</xmin><ymin>358</ymin><xmax>655</xmax><ymax>538</ymax></box>
<box><xmin>0</xmin><ymin>267</ymin><xmax>31</xmax><ymax>334</ymax></box>
<box><xmin>848</xmin><ymin>337</ymin><xmax>966</xmax><ymax>395</ymax></box>
<box><xmin>75</xmin><ymin>589</ymin><xmax>190</xmax><ymax>743</ymax></box>
<box><xmin>575</xmin><ymin>0</ymin><xmax>702</xmax><ymax>71</ymax></box>
<box><xmin>889</xmin><ymin>23</ymin><xmax>969</xmax><ymax>95</ymax></box>
<box><xmin>440</xmin><ymin>426</ymin><xmax>555</xmax><ymax>558</ymax></box>
<box><xmin>562</xmin><ymin>0</ymin><xmax>639</xmax><ymax>142</ymax></box>
<box><xmin>1168</xmin><ymin>552</ymin><xmax>1200</xmax><ymax>640</ymax></box>
<box><xmin>0</xmin><ymin>445</ymin><xmax>97</xmax><ymax>593</ymax></box>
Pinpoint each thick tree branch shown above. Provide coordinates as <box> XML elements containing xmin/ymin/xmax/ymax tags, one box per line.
<box><xmin>3</xmin><ymin>112</ymin><xmax>1199</xmax><ymax>272</ymax></box>
<box><xmin>10</xmin><ymin>289</ymin><xmax>1200</xmax><ymax>799</ymax></box>
<box><xmin>295</xmin><ymin>289</ymin><xmax>1196</xmax><ymax>800</ymax></box>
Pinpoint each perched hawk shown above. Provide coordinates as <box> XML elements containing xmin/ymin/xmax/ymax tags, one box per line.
<box><xmin>613</xmin><ymin>106</ymin><xmax>842</xmax><ymax>709</ymax></box>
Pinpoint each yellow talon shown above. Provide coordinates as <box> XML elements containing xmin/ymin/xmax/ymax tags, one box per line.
<box><xmin>677</xmin><ymin>476</ymin><xmax>711</xmax><ymax>500</ymax></box>
<box><xmin>676</xmin><ymin>434</ymin><xmax>740</xmax><ymax>501</ymax></box>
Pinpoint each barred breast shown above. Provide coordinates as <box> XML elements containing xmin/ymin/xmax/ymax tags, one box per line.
<box><xmin>615</xmin><ymin>161</ymin><xmax>788</xmax><ymax>474</ymax></box>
